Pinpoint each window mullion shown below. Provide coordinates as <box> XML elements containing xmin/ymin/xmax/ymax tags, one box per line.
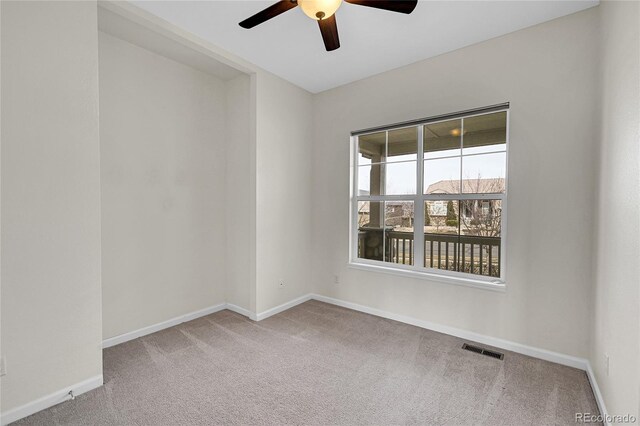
<box><xmin>423</xmin><ymin>193</ymin><xmax>505</xmax><ymax>201</ymax></box>
<box><xmin>414</xmin><ymin>125</ymin><xmax>425</xmax><ymax>268</ymax></box>
<box><xmin>382</xmin><ymin>131</ymin><xmax>388</xmax><ymax>263</ymax></box>
<box><xmin>352</xmin><ymin>136</ymin><xmax>358</xmax><ymax>261</ymax></box>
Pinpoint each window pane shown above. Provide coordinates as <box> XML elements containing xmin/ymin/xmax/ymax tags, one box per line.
<box><xmin>358</xmin><ymin>164</ymin><xmax>383</xmax><ymax>196</ymax></box>
<box><xmin>385</xmin><ymin>162</ymin><xmax>416</xmax><ymax>195</ymax></box>
<box><xmin>353</xmin><ymin>108</ymin><xmax>507</xmax><ymax>281</ymax></box>
<box><xmin>384</xmin><ymin>201</ymin><xmax>414</xmax><ymax>265</ymax></box>
<box><xmin>463</xmin><ymin>112</ymin><xmax>507</xmax><ymax>155</ymax></box>
<box><xmin>387</xmin><ymin>127</ymin><xmax>417</xmax><ymax>162</ymax></box>
<box><xmin>424</xmin><ymin>157</ymin><xmax>461</xmax><ymax>194</ymax></box>
<box><xmin>424</xmin><ymin>200</ymin><xmax>459</xmax><ymax>271</ymax></box>
<box><xmin>357</xmin><ymin>201</ymin><xmax>384</xmax><ymax>261</ymax></box>
<box><xmin>461</xmin><ymin>152</ymin><xmax>506</xmax><ymax>193</ymax></box>
<box><xmin>459</xmin><ymin>199</ymin><xmax>502</xmax><ymax>277</ymax></box>
<box><xmin>424</xmin><ymin>119</ymin><xmax>461</xmax><ymax>159</ymax></box>
<box><xmin>424</xmin><ymin>199</ymin><xmax>502</xmax><ymax>278</ymax></box>
<box><xmin>358</xmin><ymin>131</ymin><xmax>385</xmax><ymax>165</ymax></box>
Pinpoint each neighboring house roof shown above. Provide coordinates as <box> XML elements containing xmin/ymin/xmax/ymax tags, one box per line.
<box><xmin>426</xmin><ymin>178</ymin><xmax>505</xmax><ymax>194</ymax></box>
<box><xmin>358</xmin><ymin>179</ymin><xmax>504</xmax><ymax>216</ymax></box>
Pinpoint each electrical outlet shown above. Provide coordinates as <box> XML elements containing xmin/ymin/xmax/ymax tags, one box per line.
<box><xmin>333</xmin><ymin>274</ymin><xmax>339</xmax><ymax>284</ymax></box>
<box><xmin>279</xmin><ymin>280</ymin><xmax>285</xmax><ymax>288</ymax></box>
<box><xmin>605</xmin><ymin>354</ymin><xmax>610</xmax><ymax>376</ymax></box>
<box><xmin>0</xmin><ymin>357</ymin><xmax>6</xmax><ymax>377</ymax></box>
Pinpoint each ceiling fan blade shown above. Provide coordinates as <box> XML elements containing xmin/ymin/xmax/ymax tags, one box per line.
<box><xmin>239</xmin><ymin>1</ymin><xmax>298</xmax><ymax>29</ymax></box>
<box><xmin>344</xmin><ymin>0</ymin><xmax>417</xmax><ymax>14</ymax></box>
<box><xmin>318</xmin><ymin>14</ymin><xmax>340</xmax><ymax>51</ymax></box>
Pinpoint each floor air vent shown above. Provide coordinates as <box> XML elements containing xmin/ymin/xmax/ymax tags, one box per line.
<box><xmin>462</xmin><ymin>343</ymin><xmax>504</xmax><ymax>360</ymax></box>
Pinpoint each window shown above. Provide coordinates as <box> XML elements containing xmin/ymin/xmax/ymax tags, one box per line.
<box><xmin>351</xmin><ymin>106</ymin><xmax>508</xmax><ymax>287</ymax></box>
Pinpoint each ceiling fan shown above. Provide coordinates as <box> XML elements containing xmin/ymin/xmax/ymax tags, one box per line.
<box><xmin>239</xmin><ymin>0</ymin><xmax>418</xmax><ymax>52</ymax></box>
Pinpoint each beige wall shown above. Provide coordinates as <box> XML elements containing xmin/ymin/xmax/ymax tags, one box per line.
<box><xmin>255</xmin><ymin>71</ymin><xmax>313</xmax><ymax>314</ymax></box>
<box><xmin>225</xmin><ymin>74</ymin><xmax>255</xmax><ymax>312</ymax></box>
<box><xmin>592</xmin><ymin>0</ymin><xmax>640</xmax><ymax>419</ymax></box>
<box><xmin>1</xmin><ymin>0</ymin><xmax>103</xmax><ymax>412</ymax></box>
<box><xmin>311</xmin><ymin>7</ymin><xmax>600</xmax><ymax>359</ymax></box>
<box><xmin>99</xmin><ymin>29</ymin><xmax>313</xmax><ymax>324</ymax></box>
<box><xmin>99</xmin><ymin>32</ymin><xmax>229</xmax><ymax>339</ymax></box>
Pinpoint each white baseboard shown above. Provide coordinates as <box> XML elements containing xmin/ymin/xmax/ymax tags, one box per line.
<box><xmin>255</xmin><ymin>294</ymin><xmax>312</xmax><ymax>321</ymax></box>
<box><xmin>310</xmin><ymin>293</ymin><xmax>589</xmax><ymax>370</ymax></box>
<box><xmin>0</xmin><ymin>374</ymin><xmax>103</xmax><ymax>426</ymax></box>
<box><xmin>97</xmin><ymin>292</ymin><xmax>608</xmax><ymax>421</ymax></box>
<box><xmin>104</xmin><ymin>293</ymin><xmax>590</xmax><ymax>371</ymax></box>
<box><xmin>586</xmin><ymin>362</ymin><xmax>610</xmax><ymax>425</ymax></box>
<box><xmin>252</xmin><ymin>292</ymin><xmax>608</xmax><ymax>419</ymax></box>
<box><xmin>102</xmin><ymin>303</ymin><xmax>227</xmax><ymax>348</ymax></box>
<box><xmin>101</xmin><ymin>295</ymin><xmax>314</xmax><ymax>350</ymax></box>
<box><xmin>99</xmin><ymin>293</ymin><xmax>606</xmax><ymax>416</ymax></box>
<box><xmin>226</xmin><ymin>303</ymin><xmax>256</xmax><ymax>320</ymax></box>
<box><xmin>310</xmin><ymin>293</ymin><xmax>611</xmax><ymax>418</ymax></box>
<box><xmin>9</xmin><ymin>294</ymin><xmax>607</xmax><ymax>425</ymax></box>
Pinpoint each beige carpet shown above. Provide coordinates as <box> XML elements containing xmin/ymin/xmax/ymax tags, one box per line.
<box><xmin>16</xmin><ymin>300</ymin><xmax>600</xmax><ymax>425</ymax></box>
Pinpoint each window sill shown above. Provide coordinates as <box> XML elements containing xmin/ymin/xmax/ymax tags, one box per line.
<box><xmin>347</xmin><ymin>261</ymin><xmax>507</xmax><ymax>293</ymax></box>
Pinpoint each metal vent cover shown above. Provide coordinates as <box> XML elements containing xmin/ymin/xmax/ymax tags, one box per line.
<box><xmin>462</xmin><ymin>343</ymin><xmax>504</xmax><ymax>360</ymax></box>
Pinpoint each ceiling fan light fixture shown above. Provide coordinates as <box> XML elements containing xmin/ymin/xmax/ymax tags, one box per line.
<box><xmin>238</xmin><ymin>0</ymin><xmax>417</xmax><ymax>51</ymax></box>
<box><xmin>298</xmin><ymin>0</ymin><xmax>343</xmax><ymax>20</ymax></box>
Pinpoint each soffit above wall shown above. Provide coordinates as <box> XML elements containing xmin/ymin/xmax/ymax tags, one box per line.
<box><xmin>99</xmin><ymin>5</ymin><xmax>244</xmax><ymax>80</ymax></box>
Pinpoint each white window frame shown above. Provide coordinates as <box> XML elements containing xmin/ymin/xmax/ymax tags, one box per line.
<box><xmin>349</xmin><ymin>105</ymin><xmax>509</xmax><ymax>291</ymax></box>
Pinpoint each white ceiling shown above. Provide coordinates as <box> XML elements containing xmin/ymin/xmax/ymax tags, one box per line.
<box><xmin>132</xmin><ymin>0</ymin><xmax>599</xmax><ymax>93</ymax></box>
